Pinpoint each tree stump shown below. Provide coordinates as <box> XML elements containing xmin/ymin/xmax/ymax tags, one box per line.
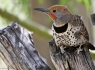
<box><xmin>49</xmin><ymin>39</ymin><xmax>95</xmax><ymax>70</ymax></box>
<box><xmin>0</xmin><ymin>22</ymin><xmax>51</xmax><ymax>70</ymax></box>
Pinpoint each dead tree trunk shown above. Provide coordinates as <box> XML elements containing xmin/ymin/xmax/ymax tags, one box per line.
<box><xmin>0</xmin><ymin>22</ymin><xmax>51</xmax><ymax>70</ymax></box>
<box><xmin>49</xmin><ymin>39</ymin><xmax>95</xmax><ymax>70</ymax></box>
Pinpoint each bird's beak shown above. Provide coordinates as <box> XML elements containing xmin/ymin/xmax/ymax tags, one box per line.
<box><xmin>34</xmin><ymin>8</ymin><xmax>49</xmax><ymax>13</ymax></box>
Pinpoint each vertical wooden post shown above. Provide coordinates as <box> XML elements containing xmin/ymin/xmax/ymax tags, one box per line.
<box><xmin>0</xmin><ymin>22</ymin><xmax>51</xmax><ymax>70</ymax></box>
<box><xmin>49</xmin><ymin>39</ymin><xmax>95</xmax><ymax>70</ymax></box>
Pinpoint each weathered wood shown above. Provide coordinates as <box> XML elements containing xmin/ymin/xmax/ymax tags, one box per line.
<box><xmin>49</xmin><ymin>39</ymin><xmax>95</xmax><ymax>70</ymax></box>
<box><xmin>0</xmin><ymin>22</ymin><xmax>51</xmax><ymax>70</ymax></box>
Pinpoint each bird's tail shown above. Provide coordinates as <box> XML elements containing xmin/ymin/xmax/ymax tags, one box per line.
<box><xmin>85</xmin><ymin>42</ymin><xmax>95</xmax><ymax>50</ymax></box>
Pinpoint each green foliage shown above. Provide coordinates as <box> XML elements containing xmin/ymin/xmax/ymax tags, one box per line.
<box><xmin>38</xmin><ymin>0</ymin><xmax>45</xmax><ymax>4</ymax></box>
<box><xmin>90</xmin><ymin>52</ymin><xmax>95</xmax><ymax>59</ymax></box>
<box><xmin>17</xmin><ymin>0</ymin><xmax>30</xmax><ymax>18</ymax></box>
<box><xmin>0</xmin><ymin>0</ymin><xmax>30</xmax><ymax>19</ymax></box>
<box><xmin>59</xmin><ymin>0</ymin><xmax>70</xmax><ymax>5</ymax></box>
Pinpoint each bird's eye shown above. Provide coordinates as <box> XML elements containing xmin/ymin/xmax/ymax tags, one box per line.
<box><xmin>53</xmin><ymin>10</ymin><xmax>56</xmax><ymax>13</ymax></box>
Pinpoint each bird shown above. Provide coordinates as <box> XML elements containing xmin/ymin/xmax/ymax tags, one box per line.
<box><xmin>34</xmin><ymin>5</ymin><xmax>95</xmax><ymax>53</ymax></box>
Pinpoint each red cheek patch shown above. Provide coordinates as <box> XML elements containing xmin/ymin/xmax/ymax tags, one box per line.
<box><xmin>49</xmin><ymin>13</ymin><xmax>57</xmax><ymax>19</ymax></box>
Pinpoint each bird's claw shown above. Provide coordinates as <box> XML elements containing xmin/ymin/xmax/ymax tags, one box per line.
<box><xmin>60</xmin><ymin>46</ymin><xmax>66</xmax><ymax>53</ymax></box>
<box><xmin>76</xmin><ymin>45</ymin><xmax>83</xmax><ymax>54</ymax></box>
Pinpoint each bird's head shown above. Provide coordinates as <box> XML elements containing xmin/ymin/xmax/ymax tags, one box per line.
<box><xmin>34</xmin><ymin>5</ymin><xmax>72</xmax><ymax>27</ymax></box>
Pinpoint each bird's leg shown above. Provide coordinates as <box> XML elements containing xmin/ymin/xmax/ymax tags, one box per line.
<box><xmin>76</xmin><ymin>44</ymin><xmax>83</xmax><ymax>54</ymax></box>
<box><xmin>60</xmin><ymin>45</ymin><xmax>66</xmax><ymax>53</ymax></box>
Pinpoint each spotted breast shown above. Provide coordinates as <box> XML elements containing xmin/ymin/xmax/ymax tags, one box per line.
<box><xmin>52</xmin><ymin>14</ymin><xmax>89</xmax><ymax>47</ymax></box>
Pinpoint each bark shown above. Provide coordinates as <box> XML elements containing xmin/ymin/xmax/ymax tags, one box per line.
<box><xmin>0</xmin><ymin>22</ymin><xmax>51</xmax><ymax>70</ymax></box>
<box><xmin>49</xmin><ymin>39</ymin><xmax>95</xmax><ymax>70</ymax></box>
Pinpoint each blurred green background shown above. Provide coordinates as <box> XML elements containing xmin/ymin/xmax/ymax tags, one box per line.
<box><xmin>0</xmin><ymin>0</ymin><xmax>95</xmax><ymax>70</ymax></box>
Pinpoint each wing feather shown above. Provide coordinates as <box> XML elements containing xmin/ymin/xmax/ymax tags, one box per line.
<box><xmin>71</xmin><ymin>14</ymin><xmax>89</xmax><ymax>41</ymax></box>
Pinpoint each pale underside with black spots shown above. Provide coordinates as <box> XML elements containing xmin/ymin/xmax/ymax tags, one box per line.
<box><xmin>52</xmin><ymin>14</ymin><xmax>89</xmax><ymax>47</ymax></box>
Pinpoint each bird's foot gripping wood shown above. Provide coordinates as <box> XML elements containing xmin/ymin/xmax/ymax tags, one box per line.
<box><xmin>49</xmin><ymin>39</ymin><xmax>67</xmax><ymax>54</ymax></box>
<box><xmin>49</xmin><ymin>38</ymin><xmax>95</xmax><ymax>70</ymax></box>
<box><xmin>49</xmin><ymin>39</ymin><xmax>60</xmax><ymax>54</ymax></box>
<box><xmin>49</xmin><ymin>39</ymin><xmax>78</xmax><ymax>55</ymax></box>
<box><xmin>76</xmin><ymin>44</ymin><xmax>83</xmax><ymax>54</ymax></box>
<box><xmin>49</xmin><ymin>39</ymin><xmax>83</xmax><ymax>54</ymax></box>
<box><xmin>60</xmin><ymin>46</ymin><xmax>67</xmax><ymax>54</ymax></box>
